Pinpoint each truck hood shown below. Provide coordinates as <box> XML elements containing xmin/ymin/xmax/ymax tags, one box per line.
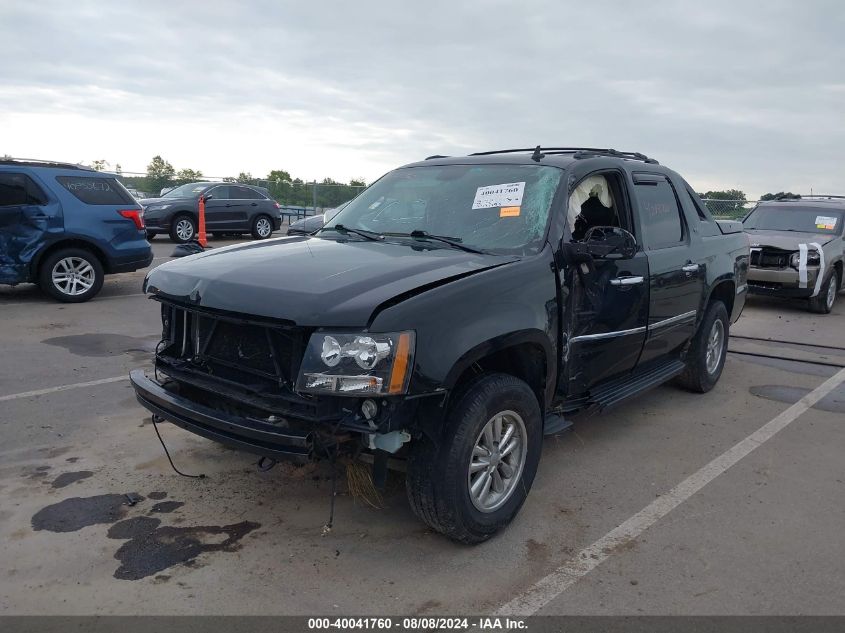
<box><xmin>745</xmin><ymin>229</ymin><xmax>838</xmax><ymax>250</ymax></box>
<box><xmin>144</xmin><ymin>235</ymin><xmax>517</xmax><ymax>326</ymax></box>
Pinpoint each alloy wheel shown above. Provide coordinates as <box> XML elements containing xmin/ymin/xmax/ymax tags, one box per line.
<box><xmin>705</xmin><ymin>318</ymin><xmax>725</xmax><ymax>375</ymax></box>
<box><xmin>467</xmin><ymin>410</ymin><xmax>527</xmax><ymax>513</ymax></box>
<box><xmin>175</xmin><ymin>218</ymin><xmax>194</xmax><ymax>241</ymax></box>
<box><xmin>51</xmin><ymin>257</ymin><xmax>95</xmax><ymax>296</ymax></box>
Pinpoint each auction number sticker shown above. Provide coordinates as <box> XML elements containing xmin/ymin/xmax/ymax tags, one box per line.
<box><xmin>815</xmin><ymin>215</ymin><xmax>838</xmax><ymax>230</ymax></box>
<box><xmin>472</xmin><ymin>182</ymin><xmax>525</xmax><ymax>210</ymax></box>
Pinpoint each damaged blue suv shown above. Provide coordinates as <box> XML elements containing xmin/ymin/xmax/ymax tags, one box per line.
<box><xmin>0</xmin><ymin>160</ymin><xmax>153</xmax><ymax>302</ymax></box>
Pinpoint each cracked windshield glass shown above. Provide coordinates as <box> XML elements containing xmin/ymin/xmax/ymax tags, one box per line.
<box><xmin>325</xmin><ymin>164</ymin><xmax>562</xmax><ymax>254</ymax></box>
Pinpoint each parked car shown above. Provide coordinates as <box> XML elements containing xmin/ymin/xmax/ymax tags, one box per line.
<box><xmin>141</xmin><ymin>182</ymin><xmax>281</xmax><ymax>243</ymax></box>
<box><xmin>131</xmin><ymin>147</ymin><xmax>748</xmax><ymax>543</ymax></box>
<box><xmin>286</xmin><ymin>202</ymin><xmax>348</xmax><ymax>235</ymax></box>
<box><xmin>0</xmin><ymin>159</ymin><xmax>152</xmax><ymax>302</ymax></box>
<box><xmin>743</xmin><ymin>196</ymin><xmax>844</xmax><ymax>313</ymax></box>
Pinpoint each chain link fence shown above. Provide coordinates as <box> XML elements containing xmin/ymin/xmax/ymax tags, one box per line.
<box><xmin>700</xmin><ymin>199</ymin><xmax>758</xmax><ymax>220</ymax></box>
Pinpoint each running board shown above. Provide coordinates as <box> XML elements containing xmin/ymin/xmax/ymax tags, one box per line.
<box><xmin>587</xmin><ymin>359</ymin><xmax>686</xmax><ymax>412</ymax></box>
<box><xmin>543</xmin><ymin>413</ymin><xmax>573</xmax><ymax>436</ymax></box>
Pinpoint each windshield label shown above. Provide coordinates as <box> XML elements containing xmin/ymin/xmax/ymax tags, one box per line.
<box><xmin>815</xmin><ymin>215</ymin><xmax>837</xmax><ymax>230</ymax></box>
<box><xmin>472</xmin><ymin>181</ymin><xmax>525</xmax><ymax>209</ymax></box>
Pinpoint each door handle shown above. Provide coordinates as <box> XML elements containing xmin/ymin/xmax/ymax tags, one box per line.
<box><xmin>610</xmin><ymin>275</ymin><xmax>645</xmax><ymax>286</ymax></box>
<box><xmin>251</xmin><ymin>202</ymin><xmax>258</xmax><ymax>206</ymax></box>
<box><xmin>682</xmin><ymin>263</ymin><xmax>700</xmax><ymax>273</ymax></box>
<box><xmin>225</xmin><ymin>203</ymin><xmax>232</xmax><ymax>207</ymax></box>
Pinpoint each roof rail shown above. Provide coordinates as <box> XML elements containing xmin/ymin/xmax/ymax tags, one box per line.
<box><xmin>0</xmin><ymin>157</ymin><xmax>93</xmax><ymax>171</ymax></box>
<box><xmin>425</xmin><ymin>155</ymin><xmax>450</xmax><ymax>160</ymax></box>
<box><xmin>468</xmin><ymin>147</ymin><xmax>659</xmax><ymax>164</ymax></box>
<box><xmin>796</xmin><ymin>194</ymin><xmax>845</xmax><ymax>200</ymax></box>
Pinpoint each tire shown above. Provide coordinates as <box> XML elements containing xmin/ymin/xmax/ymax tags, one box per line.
<box><xmin>405</xmin><ymin>373</ymin><xmax>543</xmax><ymax>544</ymax></box>
<box><xmin>38</xmin><ymin>247</ymin><xmax>104</xmax><ymax>303</ymax></box>
<box><xmin>809</xmin><ymin>269</ymin><xmax>840</xmax><ymax>314</ymax></box>
<box><xmin>251</xmin><ymin>214</ymin><xmax>274</xmax><ymax>240</ymax></box>
<box><xmin>169</xmin><ymin>214</ymin><xmax>197</xmax><ymax>243</ymax></box>
<box><xmin>677</xmin><ymin>300</ymin><xmax>729</xmax><ymax>393</ymax></box>
<box><xmin>145</xmin><ymin>231</ymin><xmax>157</xmax><ymax>240</ymax></box>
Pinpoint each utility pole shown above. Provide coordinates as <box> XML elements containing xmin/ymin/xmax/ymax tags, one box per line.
<box><xmin>312</xmin><ymin>180</ymin><xmax>318</xmax><ymax>215</ymax></box>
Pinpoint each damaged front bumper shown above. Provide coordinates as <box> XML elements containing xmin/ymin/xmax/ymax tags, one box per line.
<box><xmin>131</xmin><ymin>369</ymin><xmax>317</xmax><ymax>462</ymax></box>
<box><xmin>747</xmin><ymin>266</ymin><xmax>819</xmax><ymax>297</ymax></box>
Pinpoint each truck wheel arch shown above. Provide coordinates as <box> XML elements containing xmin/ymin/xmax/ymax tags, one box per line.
<box><xmin>703</xmin><ymin>278</ymin><xmax>736</xmax><ymax>322</ymax></box>
<box><xmin>443</xmin><ymin>330</ymin><xmax>555</xmax><ymax>416</ymax></box>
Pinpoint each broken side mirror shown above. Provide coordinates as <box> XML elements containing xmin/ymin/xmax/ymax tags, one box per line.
<box><xmin>583</xmin><ymin>226</ymin><xmax>637</xmax><ymax>260</ymax></box>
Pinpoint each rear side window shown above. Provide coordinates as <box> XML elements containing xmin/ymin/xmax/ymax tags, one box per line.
<box><xmin>634</xmin><ymin>176</ymin><xmax>685</xmax><ymax>249</ymax></box>
<box><xmin>55</xmin><ymin>175</ymin><xmax>134</xmax><ymax>205</ymax></box>
<box><xmin>0</xmin><ymin>173</ymin><xmax>48</xmax><ymax>206</ymax></box>
<box><xmin>207</xmin><ymin>185</ymin><xmax>230</xmax><ymax>200</ymax></box>
<box><xmin>232</xmin><ymin>186</ymin><xmax>263</xmax><ymax>200</ymax></box>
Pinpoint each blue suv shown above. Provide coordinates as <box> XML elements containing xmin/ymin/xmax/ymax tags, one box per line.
<box><xmin>0</xmin><ymin>160</ymin><xmax>153</xmax><ymax>302</ymax></box>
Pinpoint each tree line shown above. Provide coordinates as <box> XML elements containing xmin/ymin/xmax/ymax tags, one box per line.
<box><xmin>110</xmin><ymin>156</ymin><xmax>367</xmax><ymax>208</ymax></box>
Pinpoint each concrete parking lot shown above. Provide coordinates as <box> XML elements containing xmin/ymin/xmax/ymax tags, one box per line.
<box><xmin>1</xmin><ymin>234</ymin><xmax>843</xmax><ymax>615</ymax></box>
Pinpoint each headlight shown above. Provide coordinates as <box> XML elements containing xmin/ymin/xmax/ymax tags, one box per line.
<box><xmin>297</xmin><ymin>331</ymin><xmax>415</xmax><ymax>396</ymax></box>
<box><xmin>146</xmin><ymin>203</ymin><xmax>171</xmax><ymax>212</ymax></box>
<box><xmin>789</xmin><ymin>251</ymin><xmax>821</xmax><ymax>267</ymax></box>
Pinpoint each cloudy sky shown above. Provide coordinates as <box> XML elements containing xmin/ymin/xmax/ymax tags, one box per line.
<box><xmin>1</xmin><ymin>0</ymin><xmax>843</xmax><ymax>197</ymax></box>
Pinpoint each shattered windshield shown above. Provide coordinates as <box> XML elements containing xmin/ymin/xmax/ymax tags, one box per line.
<box><xmin>744</xmin><ymin>206</ymin><xmax>843</xmax><ymax>234</ymax></box>
<box><xmin>324</xmin><ymin>164</ymin><xmax>562</xmax><ymax>254</ymax></box>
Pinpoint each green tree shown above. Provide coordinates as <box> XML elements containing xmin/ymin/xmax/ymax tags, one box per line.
<box><xmin>237</xmin><ymin>172</ymin><xmax>254</xmax><ymax>183</ymax></box>
<box><xmin>146</xmin><ymin>156</ymin><xmax>175</xmax><ymax>194</ymax></box>
<box><xmin>700</xmin><ymin>189</ymin><xmax>748</xmax><ymax>217</ymax></box>
<box><xmin>174</xmin><ymin>168</ymin><xmax>204</xmax><ymax>185</ymax></box>
<box><xmin>760</xmin><ymin>191</ymin><xmax>800</xmax><ymax>201</ymax></box>
<box><xmin>349</xmin><ymin>178</ymin><xmax>366</xmax><ymax>187</ymax></box>
<box><xmin>91</xmin><ymin>159</ymin><xmax>108</xmax><ymax>171</ymax></box>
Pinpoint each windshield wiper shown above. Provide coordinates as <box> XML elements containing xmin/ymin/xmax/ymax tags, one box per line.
<box><xmin>318</xmin><ymin>224</ymin><xmax>384</xmax><ymax>242</ymax></box>
<box><xmin>383</xmin><ymin>230</ymin><xmax>486</xmax><ymax>254</ymax></box>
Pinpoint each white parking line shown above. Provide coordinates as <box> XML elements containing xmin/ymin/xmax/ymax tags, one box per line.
<box><xmin>497</xmin><ymin>366</ymin><xmax>845</xmax><ymax>616</ymax></box>
<box><xmin>0</xmin><ymin>375</ymin><xmax>129</xmax><ymax>402</ymax></box>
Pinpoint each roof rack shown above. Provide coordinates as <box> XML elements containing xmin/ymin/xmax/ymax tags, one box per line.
<box><xmin>468</xmin><ymin>147</ymin><xmax>659</xmax><ymax>164</ymax></box>
<box><xmin>0</xmin><ymin>157</ymin><xmax>93</xmax><ymax>171</ymax></box>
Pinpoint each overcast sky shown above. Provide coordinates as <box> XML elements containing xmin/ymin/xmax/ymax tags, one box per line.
<box><xmin>1</xmin><ymin>0</ymin><xmax>843</xmax><ymax>197</ymax></box>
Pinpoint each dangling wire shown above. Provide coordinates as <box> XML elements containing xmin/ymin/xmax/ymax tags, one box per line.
<box><xmin>151</xmin><ymin>415</ymin><xmax>206</xmax><ymax>479</ymax></box>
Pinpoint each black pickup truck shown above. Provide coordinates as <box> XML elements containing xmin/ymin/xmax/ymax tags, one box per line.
<box><xmin>131</xmin><ymin>147</ymin><xmax>749</xmax><ymax>543</ymax></box>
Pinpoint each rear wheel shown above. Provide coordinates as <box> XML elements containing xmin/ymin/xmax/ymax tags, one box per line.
<box><xmin>251</xmin><ymin>214</ymin><xmax>274</xmax><ymax>239</ymax></box>
<box><xmin>405</xmin><ymin>373</ymin><xmax>542</xmax><ymax>543</ymax></box>
<box><xmin>677</xmin><ymin>300</ymin><xmax>729</xmax><ymax>393</ymax></box>
<box><xmin>39</xmin><ymin>247</ymin><xmax>104</xmax><ymax>303</ymax></box>
<box><xmin>809</xmin><ymin>269</ymin><xmax>840</xmax><ymax>314</ymax></box>
<box><xmin>169</xmin><ymin>214</ymin><xmax>196</xmax><ymax>243</ymax></box>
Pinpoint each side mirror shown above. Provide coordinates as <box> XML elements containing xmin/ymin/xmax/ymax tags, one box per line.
<box><xmin>583</xmin><ymin>226</ymin><xmax>637</xmax><ymax>260</ymax></box>
<box><xmin>202</xmin><ymin>194</ymin><xmax>214</xmax><ymax>201</ymax></box>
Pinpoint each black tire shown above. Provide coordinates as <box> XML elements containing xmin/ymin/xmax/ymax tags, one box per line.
<box><xmin>169</xmin><ymin>214</ymin><xmax>197</xmax><ymax>243</ymax></box>
<box><xmin>251</xmin><ymin>214</ymin><xmax>274</xmax><ymax>240</ymax></box>
<box><xmin>677</xmin><ymin>300</ymin><xmax>729</xmax><ymax>393</ymax></box>
<box><xmin>38</xmin><ymin>247</ymin><xmax>104</xmax><ymax>303</ymax></box>
<box><xmin>145</xmin><ymin>231</ymin><xmax>157</xmax><ymax>240</ymax></box>
<box><xmin>809</xmin><ymin>269</ymin><xmax>840</xmax><ymax>314</ymax></box>
<box><xmin>405</xmin><ymin>373</ymin><xmax>543</xmax><ymax>544</ymax></box>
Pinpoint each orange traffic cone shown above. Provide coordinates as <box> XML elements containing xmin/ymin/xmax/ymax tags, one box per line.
<box><xmin>197</xmin><ymin>195</ymin><xmax>208</xmax><ymax>248</ymax></box>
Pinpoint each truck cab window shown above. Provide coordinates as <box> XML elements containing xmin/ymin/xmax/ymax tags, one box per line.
<box><xmin>568</xmin><ymin>173</ymin><xmax>629</xmax><ymax>241</ymax></box>
<box><xmin>635</xmin><ymin>177</ymin><xmax>685</xmax><ymax>249</ymax></box>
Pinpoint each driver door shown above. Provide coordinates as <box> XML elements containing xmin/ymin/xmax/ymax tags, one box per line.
<box><xmin>558</xmin><ymin>171</ymin><xmax>650</xmax><ymax>396</ymax></box>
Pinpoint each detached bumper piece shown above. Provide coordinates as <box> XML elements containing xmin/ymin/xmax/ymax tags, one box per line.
<box><xmin>130</xmin><ymin>369</ymin><xmax>313</xmax><ymax>463</ymax></box>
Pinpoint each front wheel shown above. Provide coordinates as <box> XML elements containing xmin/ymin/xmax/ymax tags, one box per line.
<box><xmin>405</xmin><ymin>373</ymin><xmax>542</xmax><ymax>544</ymax></box>
<box><xmin>39</xmin><ymin>247</ymin><xmax>104</xmax><ymax>303</ymax></box>
<box><xmin>809</xmin><ymin>269</ymin><xmax>840</xmax><ymax>314</ymax></box>
<box><xmin>169</xmin><ymin>214</ymin><xmax>197</xmax><ymax>243</ymax></box>
<box><xmin>677</xmin><ymin>300</ymin><xmax>729</xmax><ymax>393</ymax></box>
<box><xmin>251</xmin><ymin>214</ymin><xmax>274</xmax><ymax>239</ymax></box>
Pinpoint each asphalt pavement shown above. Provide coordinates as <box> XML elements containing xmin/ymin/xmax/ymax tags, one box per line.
<box><xmin>1</xmin><ymin>233</ymin><xmax>843</xmax><ymax>615</ymax></box>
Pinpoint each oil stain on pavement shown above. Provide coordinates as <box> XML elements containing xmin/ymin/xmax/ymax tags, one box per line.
<box><xmin>42</xmin><ymin>333</ymin><xmax>158</xmax><ymax>361</ymax></box>
<box><xmin>30</xmin><ymin>493</ymin><xmax>260</xmax><ymax>580</ymax></box>
<box><xmin>50</xmin><ymin>471</ymin><xmax>93</xmax><ymax>488</ymax></box>
<box><xmin>750</xmin><ymin>384</ymin><xmax>845</xmax><ymax>414</ymax></box>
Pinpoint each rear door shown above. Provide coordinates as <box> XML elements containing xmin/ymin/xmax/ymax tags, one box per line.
<box><xmin>228</xmin><ymin>186</ymin><xmax>259</xmax><ymax>229</ymax></box>
<box><xmin>0</xmin><ymin>171</ymin><xmax>55</xmax><ymax>283</ymax></box>
<box><xmin>631</xmin><ymin>172</ymin><xmax>704</xmax><ymax>364</ymax></box>
<box><xmin>203</xmin><ymin>185</ymin><xmax>231</xmax><ymax>229</ymax></box>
